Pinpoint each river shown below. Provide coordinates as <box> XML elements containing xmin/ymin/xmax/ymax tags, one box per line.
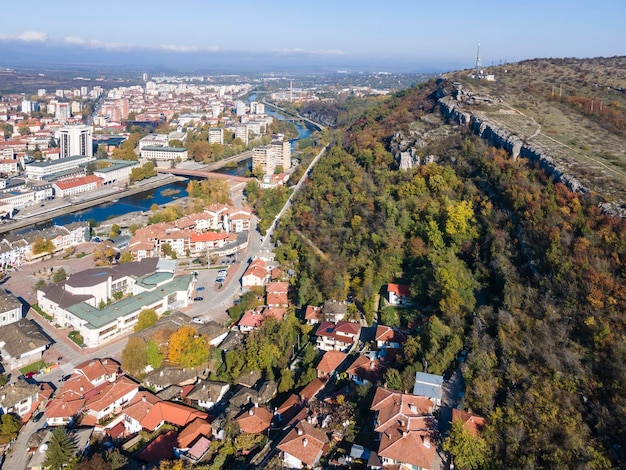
<box><xmin>38</xmin><ymin>104</ymin><xmax>315</xmax><ymax>228</ymax></box>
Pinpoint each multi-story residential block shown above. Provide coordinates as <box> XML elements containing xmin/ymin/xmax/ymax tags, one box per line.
<box><xmin>208</xmin><ymin>127</ymin><xmax>224</xmax><ymax>145</ymax></box>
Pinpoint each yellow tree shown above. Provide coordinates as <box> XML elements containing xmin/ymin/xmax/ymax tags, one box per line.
<box><xmin>168</xmin><ymin>326</ymin><xmax>209</xmax><ymax>368</ymax></box>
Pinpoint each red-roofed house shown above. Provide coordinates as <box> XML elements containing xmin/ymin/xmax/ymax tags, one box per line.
<box><xmin>345</xmin><ymin>354</ymin><xmax>389</xmax><ymax>386</ymax></box>
<box><xmin>122</xmin><ymin>391</ymin><xmax>162</xmax><ymax>434</ymax></box>
<box><xmin>53</xmin><ymin>175</ymin><xmax>103</xmax><ymax>197</ymax></box>
<box><xmin>387</xmin><ymin>283</ymin><xmax>413</xmax><ymax>307</ymax></box>
<box><xmin>138</xmin><ymin>429</ymin><xmax>178</xmax><ymax>463</ymax></box>
<box><xmin>316</xmin><ymin>350</ymin><xmax>347</xmax><ymax>379</ymax></box>
<box><xmin>82</xmin><ymin>376</ymin><xmax>139</xmax><ymax>424</ymax></box>
<box><xmin>236</xmin><ymin>405</ymin><xmax>273</xmax><ymax>434</ymax></box>
<box><xmin>451</xmin><ymin>408</ymin><xmax>487</xmax><ymax>437</ymax></box>
<box><xmin>189</xmin><ymin>231</ymin><xmax>228</xmax><ymax>252</ymax></box>
<box><xmin>237</xmin><ymin>307</ymin><xmax>285</xmax><ymax>333</ymax></box>
<box><xmin>227</xmin><ymin>210</ymin><xmax>252</xmax><ymax>232</ymax></box>
<box><xmin>315</xmin><ymin>321</ymin><xmax>361</xmax><ymax>352</ymax></box>
<box><xmin>74</xmin><ymin>358</ymin><xmax>120</xmax><ymax>386</ymax></box>
<box><xmin>304</xmin><ymin>305</ymin><xmax>322</xmax><ymax>325</ymax></box>
<box><xmin>140</xmin><ymin>401</ymin><xmax>208</xmax><ymax>432</ymax></box>
<box><xmin>177</xmin><ymin>417</ymin><xmax>212</xmax><ymax>448</ymax></box>
<box><xmin>242</xmin><ymin>259</ymin><xmax>269</xmax><ymax>288</ymax></box>
<box><xmin>370</xmin><ymin>387</ymin><xmax>436</xmax><ymax>470</ymax></box>
<box><xmin>374</xmin><ymin>325</ymin><xmax>408</xmax><ymax>350</ymax></box>
<box><xmin>277</xmin><ymin>420</ymin><xmax>329</xmax><ymax>469</ymax></box>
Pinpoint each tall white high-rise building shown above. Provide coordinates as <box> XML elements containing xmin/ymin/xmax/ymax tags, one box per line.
<box><xmin>59</xmin><ymin>125</ymin><xmax>93</xmax><ymax>157</ymax></box>
<box><xmin>21</xmin><ymin>100</ymin><xmax>33</xmax><ymax>115</ymax></box>
<box><xmin>56</xmin><ymin>103</ymin><xmax>70</xmax><ymax>122</ymax></box>
<box><xmin>235</xmin><ymin>100</ymin><xmax>246</xmax><ymax>116</ymax></box>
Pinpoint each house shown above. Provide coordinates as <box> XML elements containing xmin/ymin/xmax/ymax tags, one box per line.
<box><xmin>74</xmin><ymin>358</ymin><xmax>120</xmax><ymax>387</ymax></box>
<box><xmin>0</xmin><ymin>290</ymin><xmax>22</xmax><ymax>327</ymax></box>
<box><xmin>0</xmin><ymin>378</ymin><xmax>40</xmax><ymax>418</ymax></box>
<box><xmin>277</xmin><ymin>420</ymin><xmax>329</xmax><ymax>469</ymax></box>
<box><xmin>386</xmin><ymin>283</ymin><xmax>413</xmax><ymax>307</ymax></box>
<box><xmin>176</xmin><ymin>417</ymin><xmax>212</xmax><ymax>449</ymax></box>
<box><xmin>237</xmin><ymin>307</ymin><xmax>285</xmax><ymax>333</ymax></box>
<box><xmin>242</xmin><ymin>259</ymin><xmax>269</xmax><ymax>288</ymax></box>
<box><xmin>370</xmin><ymin>387</ymin><xmax>436</xmax><ymax>470</ymax></box>
<box><xmin>374</xmin><ymin>325</ymin><xmax>408</xmax><ymax>350</ymax></box>
<box><xmin>81</xmin><ymin>376</ymin><xmax>139</xmax><ymax>425</ymax></box>
<box><xmin>451</xmin><ymin>408</ymin><xmax>487</xmax><ymax>436</ymax></box>
<box><xmin>236</xmin><ymin>405</ymin><xmax>273</xmax><ymax>434</ymax></box>
<box><xmin>275</xmin><ymin>378</ymin><xmax>327</xmax><ymax>425</ymax></box>
<box><xmin>321</xmin><ymin>299</ymin><xmax>347</xmax><ymax>322</ymax></box>
<box><xmin>266</xmin><ymin>281</ymin><xmax>289</xmax><ymax>307</ymax></box>
<box><xmin>139</xmin><ymin>400</ymin><xmax>208</xmax><ymax>432</ymax></box>
<box><xmin>121</xmin><ymin>391</ymin><xmax>162</xmax><ymax>434</ymax></box>
<box><xmin>196</xmin><ymin>321</ymin><xmax>228</xmax><ymax>347</ymax></box>
<box><xmin>345</xmin><ymin>353</ymin><xmax>389</xmax><ymax>386</ymax></box>
<box><xmin>0</xmin><ymin>320</ymin><xmax>51</xmax><ymax>370</ymax></box>
<box><xmin>185</xmin><ymin>380</ymin><xmax>229</xmax><ymax>410</ymax></box>
<box><xmin>229</xmin><ymin>380</ymin><xmax>276</xmax><ymax>409</ymax></box>
<box><xmin>315</xmin><ymin>321</ymin><xmax>361</xmax><ymax>352</ymax></box>
<box><xmin>304</xmin><ymin>305</ymin><xmax>322</xmax><ymax>325</ymax></box>
<box><xmin>413</xmin><ymin>372</ymin><xmax>444</xmax><ymax>407</ymax></box>
<box><xmin>316</xmin><ymin>350</ymin><xmax>347</xmax><ymax>379</ymax></box>
<box><xmin>143</xmin><ymin>366</ymin><xmax>204</xmax><ymax>392</ymax></box>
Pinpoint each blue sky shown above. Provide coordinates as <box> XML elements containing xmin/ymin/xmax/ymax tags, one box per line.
<box><xmin>0</xmin><ymin>0</ymin><xmax>624</xmax><ymax>72</ymax></box>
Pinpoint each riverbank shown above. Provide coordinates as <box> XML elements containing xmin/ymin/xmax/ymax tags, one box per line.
<box><xmin>0</xmin><ymin>174</ymin><xmax>187</xmax><ymax>235</ymax></box>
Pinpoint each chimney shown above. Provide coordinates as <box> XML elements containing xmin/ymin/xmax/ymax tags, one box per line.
<box><xmin>142</xmin><ymin>395</ymin><xmax>147</xmax><ymax>403</ymax></box>
<box><xmin>302</xmin><ymin>438</ymin><xmax>308</xmax><ymax>448</ymax></box>
<box><xmin>249</xmin><ymin>409</ymin><xmax>254</xmax><ymax>416</ymax></box>
<box><xmin>103</xmin><ymin>359</ymin><xmax>108</xmax><ymax>364</ymax></box>
<box><xmin>160</xmin><ymin>371</ymin><xmax>164</xmax><ymax>377</ymax></box>
<box><xmin>297</xmin><ymin>427</ymin><xmax>303</xmax><ymax>436</ymax></box>
<box><xmin>254</xmin><ymin>402</ymin><xmax>258</xmax><ymax>408</ymax></box>
<box><xmin>423</xmin><ymin>434</ymin><xmax>431</xmax><ymax>448</ymax></box>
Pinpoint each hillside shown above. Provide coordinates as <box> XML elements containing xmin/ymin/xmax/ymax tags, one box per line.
<box><xmin>443</xmin><ymin>57</ymin><xmax>626</xmax><ymax>214</ymax></box>
<box><xmin>275</xmin><ymin>58</ymin><xmax>626</xmax><ymax>468</ymax></box>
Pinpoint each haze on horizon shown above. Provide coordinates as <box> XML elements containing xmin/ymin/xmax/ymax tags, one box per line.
<box><xmin>0</xmin><ymin>0</ymin><xmax>624</xmax><ymax>73</ymax></box>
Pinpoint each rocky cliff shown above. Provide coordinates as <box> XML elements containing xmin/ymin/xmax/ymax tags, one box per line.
<box><xmin>438</xmin><ymin>86</ymin><xmax>590</xmax><ymax>196</ymax></box>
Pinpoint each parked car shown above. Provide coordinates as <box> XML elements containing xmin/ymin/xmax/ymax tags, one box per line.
<box><xmin>458</xmin><ymin>349</ymin><xmax>469</xmax><ymax>362</ymax></box>
<box><xmin>193</xmin><ymin>296</ymin><xmax>204</xmax><ymax>301</ymax></box>
<box><xmin>196</xmin><ymin>286</ymin><xmax>205</xmax><ymax>291</ymax></box>
<box><xmin>25</xmin><ymin>371</ymin><xmax>37</xmax><ymax>379</ymax></box>
<box><xmin>32</xmin><ymin>411</ymin><xmax>44</xmax><ymax>422</ymax></box>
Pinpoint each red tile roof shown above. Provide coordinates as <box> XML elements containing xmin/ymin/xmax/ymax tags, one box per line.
<box><xmin>277</xmin><ymin>420</ymin><xmax>329</xmax><ymax>467</ymax></box>
<box><xmin>236</xmin><ymin>406</ymin><xmax>273</xmax><ymax>434</ymax></box>
<box><xmin>138</xmin><ymin>430</ymin><xmax>177</xmax><ymax>463</ymax></box>
<box><xmin>387</xmin><ymin>283</ymin><xmax>411</xmax><ymax>297</ymax></box>
<box><xmin>316</xmin><ymin>351</ymin><xmax>347</xmax><ymax>376</ymax></box>
<box><xmin>452</xmin><ymin>409</ymin><xmax>487</xmax><ymax>437</ymax></box>
<box><xmin>304</xmin><ymin>305</ymin><xmax>322</xmax><ymax>322</ymax></box>
<box><xmin>55</xmin><ymin>175</ymin><xmax>103</xmax><ymax>191</ymax></box>
<box><xmin>140</xmin><ymin>401</ymin><xmax>208</xmax><ymax>431</ymax></box>
<box><xmin>345</xmin><ymin>354</ymin><xmax>388</xmax><ymax>384</ymax></box>
<box><xmin>177</xmin><ymin>417</ymin><xmax>212</xmax><ymax>448</ymax></box>
<box><xmin>266</xmin><ymin>281</ymin><xmax>289</xmax><ymax>294</ymax></box>
<box><xmin>374</xmin><ymin>325</ymin><xmax>408</xmax><ymax>345</ymax></box>
<box><xmin>75</xmin><ymin>358</ymin><xmax>119</xmax><ymax>383</ymax></box>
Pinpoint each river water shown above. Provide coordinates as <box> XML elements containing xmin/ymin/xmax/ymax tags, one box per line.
<box><xmin>47</xmin><ymin>107</ymin><xmax>315</xmax><ymax>227</ymax></box>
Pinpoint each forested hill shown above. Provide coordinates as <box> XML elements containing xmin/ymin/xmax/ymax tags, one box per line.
<box><xmin>275</xmin><ymin>77</ymin><xmax>626</xmax><ymax>467</ymax></box>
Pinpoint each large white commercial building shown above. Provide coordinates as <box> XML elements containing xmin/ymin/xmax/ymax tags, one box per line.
<box><xmin>140</xmin><ymin>146</ymin><xmax>188</xmax><ymax>161</ymax></box>
<box><xmin>59</xmin><ymin>125</ymin><xmax>93</xmax><ymax>157</ymax></box>
<box><xmin>24</xmin><ymin>154</ymin><xmax>96</xmax><ymax>180</ymax></box>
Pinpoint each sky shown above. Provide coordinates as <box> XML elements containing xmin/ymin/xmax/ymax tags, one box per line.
<box><xmin>0</xmin><ymin>0</ymin><xmax>624</xmax><ymax>73</ymax></box>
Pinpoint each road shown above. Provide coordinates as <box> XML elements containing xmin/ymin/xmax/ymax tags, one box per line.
<box><xmin>261</xmin><ymin>143</ymin><xmax>329</xmax><ymax>248</ymax></box>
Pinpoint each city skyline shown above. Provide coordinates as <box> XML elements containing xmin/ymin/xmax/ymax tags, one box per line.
<box><xmin>0</xmin><ymin>0</ymin><xmax>624</xmax><ymax>72</ymax></box>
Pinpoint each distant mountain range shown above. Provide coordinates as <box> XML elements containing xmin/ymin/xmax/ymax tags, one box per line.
<box><xmin>0</xmin><ymin>41</ymin><xmax>458</xmax><ymax>74</ymax></box>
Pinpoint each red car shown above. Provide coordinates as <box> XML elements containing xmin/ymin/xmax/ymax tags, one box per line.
<box><xmin>25</xmin><ymin>371</ymin><xmax>37</xmax><ymax>379</ymax></box>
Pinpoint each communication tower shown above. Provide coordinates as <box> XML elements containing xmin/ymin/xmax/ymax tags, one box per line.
<box><xmin>475</xmin><ymin>44</ymin><xmax>482</xmax><ymax>78</ymax></box>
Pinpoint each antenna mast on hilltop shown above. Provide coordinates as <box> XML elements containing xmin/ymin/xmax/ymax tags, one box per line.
<box><xmin>475</xmin><ymin>44</ymin><xmax>482</xmax><ymax>78</ymax></box>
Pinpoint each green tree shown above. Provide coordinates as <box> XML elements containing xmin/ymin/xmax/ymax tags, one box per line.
<box><xmin>278</xmin><ymin>368</ymin><xmax>295</xmax><ymax>393</ymax></box>
<box><xmin>119</xmin><ymin>252</ymin><xmax>133</xmax><ymax>263</ymax></box>
<box><xmin>146</xmin><ymin>340</ymin><xmax>164</xmax><ymax>369</ymax></box>
<box><xmin>0</xmin><ymin>413</ymin><xmax>22</xmax><ymax>444</ymax></box>
<box><xmin>43</xmin><ymin>427</ymin><xmax>78</xmax><ymax>469</ymax></box>
<box><xmin>107</xmin><ymin>448</ymin><xmax>128</xmax><ymax>470</ymax></box>
<box><xmin>18</xmin><ymin>124</ymin><xmax>31</xmax><ymax>136</ymax></box>
<box><xmin>134</xmin><ymin>308</ymin><xmax>158</xmax><ymax>332</ymax></box>
<box><xmin>444</xmin><ymin>418</ymin><xmax>488</xmax><ymax>470</ymax></box>
<box><xmin>109</xmin><ymin>224</ymin><xmax>121</xmax><ymax>238</ymax></box>
<box><xmin>383</xmin><ymin>368</ymin><xmax>404</xmax><ymax>391</ymax></box>
<box><xmin>33</xmin><ymin>278</ymin><xmax>47</xmax><ymax>292</ymax></box>
<box><xmin>121</xmin><ymin>337</ymin><xmax>148</xmax><ymax>376</ymax></box>
<box><xmin>52</xmin><ymin>267</ymin><xmax>67</xmax><ymax>283</ymax></box>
